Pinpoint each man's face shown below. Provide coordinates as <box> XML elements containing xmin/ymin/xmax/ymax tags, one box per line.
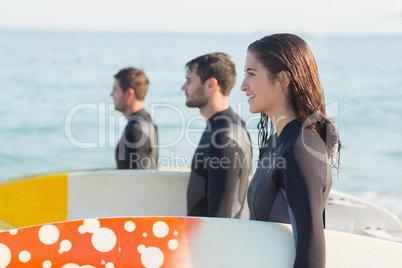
<box><xmin>110</xmin><ymin>79</ymin><xmax>127</xmax><ymax>112</ymax></box>
<box><xmin>181</xmin><ymin>66</ymin><xmax>208</xmax><ymax>108</ymax></box>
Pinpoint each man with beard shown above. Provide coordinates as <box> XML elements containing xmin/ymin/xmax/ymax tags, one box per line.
<box><xmin>111</xmin><ymin>67</ymin><xmax>158</xmax><ymax>169</ymax></box>
<box><xmin>181</xmin><ymin>53</ymin><xmax>252</xmax><ymax>218</ymax></box>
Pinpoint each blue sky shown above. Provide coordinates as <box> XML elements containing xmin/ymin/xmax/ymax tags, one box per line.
<box><xmin>1</xmin><ymin>0</ymin><xmax>402</xmax><ymax>36</ymax></box>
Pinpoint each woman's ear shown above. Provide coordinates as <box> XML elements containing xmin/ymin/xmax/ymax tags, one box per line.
<box><xmin>278</xmin><ymin>71</ymin><xmax>290</xmax><ymax>89</ymax></box>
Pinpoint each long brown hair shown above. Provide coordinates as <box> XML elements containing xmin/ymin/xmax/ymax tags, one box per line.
<box><xmin>248</xmin><ymin>34</ymin><xmax>341</xmax><ymax>170</ymax></box>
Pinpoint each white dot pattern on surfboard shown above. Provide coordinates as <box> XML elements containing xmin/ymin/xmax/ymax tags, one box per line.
<box><xmin>0</xmin><ymin>218</ymin><xmax>182</xmax><ymax>268</ymax></box>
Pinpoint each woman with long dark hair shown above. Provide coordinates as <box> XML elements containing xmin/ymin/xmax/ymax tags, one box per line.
<box><xmin>241</xmin><ymin>33</ymin><xmax>341</xmax><ymax>267</ymax></box>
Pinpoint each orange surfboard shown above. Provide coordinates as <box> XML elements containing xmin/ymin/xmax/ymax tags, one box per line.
<box><xmin>1</xmin><ymin>216</ymin><xmax>402</xmax><ymax>268</ymax></box>
<box><xmin>0</xmin><ymin>216</ymin><xmax>294</xmax><ymax>268</ymax></box>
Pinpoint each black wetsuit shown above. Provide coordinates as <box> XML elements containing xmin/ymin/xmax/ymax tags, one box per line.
<box><xmin>115</xmin><ymin>109</ymin><xmax>158</xmax><ymax>169</ymax></box>
<box><xmin>247</xmin><ymin>119</ymin><xmax>332</xmax><ymax>268</ymax></box>
<box><xmin>187</xmin><ymin>107</ymin><xmax>252</xmax><ymax>218</ymax></box>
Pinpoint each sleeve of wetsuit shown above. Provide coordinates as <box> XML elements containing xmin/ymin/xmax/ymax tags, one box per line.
<box><xmin>123</xmin><ymin>125</ymin><xmax>152</xmax><ymax>169</ymax></box>
<box><xmin>282</xmin><ymin>134</ymin><xmax>328</xmax><ymax>268</ymax></box>
<box><xmin>206</xmin><ymin>134</ymin><xmax>244</xmax><ymax>217</ymax></box>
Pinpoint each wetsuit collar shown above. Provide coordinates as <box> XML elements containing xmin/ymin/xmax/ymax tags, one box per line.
<box><xmin>207</xmin><ymin>107</ymin><xmax>234</xmax><ymax>122</ymax></box>
<box><xmin>128</xmin><ymin>108</ymin><xmax>145</xmax><ymax>118</ymax></box>
<box><xmin>274</xmin><ymin>119</ymin><xmax>301</xmax><ymax>146</ymax></box>
<box><xmin>125</xmin><ymin>109</ymin><xmax>147</xmax><ymax>125</ymax></box>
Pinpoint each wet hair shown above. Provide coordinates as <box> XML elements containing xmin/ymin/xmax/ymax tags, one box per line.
<box><xmin>186</xmin><ymin>52</ymin><xmax>236</xmax><ymax>96</ymax></box>
<box><xmin>114</xmin><ymin>67</ymin><xmax>149</xmax><ymax>101</ymax></box>
<box><xmin>248</xmin><ymin>33</ymin><xmax>341</xmax><ymax>170</ymax></box>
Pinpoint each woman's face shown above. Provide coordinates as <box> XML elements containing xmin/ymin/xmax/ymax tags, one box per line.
<box><xmin>241</xmin><ymin>52</ymin><xmax>283</xmax><ymax>116</ymax></box>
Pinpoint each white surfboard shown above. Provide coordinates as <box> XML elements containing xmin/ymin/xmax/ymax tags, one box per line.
<box><xmin>0</xmin><ymin>169</ymin><xmax>401</xmax><ymax>243</ymax></box>
<box><xmin>326</xmin><ymin>190</ymin><xmax>402</xmax><ymax>242</ymax></box>
<box><xmin>0</xmin><ymin>169</ymin><xmax>190</xmax><ymax>229</ymax></box>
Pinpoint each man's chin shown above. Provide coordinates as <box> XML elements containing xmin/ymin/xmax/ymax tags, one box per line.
<box><xmin>185</xmin><ymin>101</ymin><xmax>196</xmax><ymax>108</ymax></box>
<box><xmin>114</xmin><ymin>106</ymin><xmax>123</xmax><ymax>113</ymax></box>
<box><xmin>186</xmin><ymin>100</ymin><xmax>207</xmax><ymax>109</ymax></box>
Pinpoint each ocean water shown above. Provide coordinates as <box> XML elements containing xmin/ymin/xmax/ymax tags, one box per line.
<box><xmin>0</xmin><ymin>31</ymin><xmax>401</xmax><ymax>219</ymax></box>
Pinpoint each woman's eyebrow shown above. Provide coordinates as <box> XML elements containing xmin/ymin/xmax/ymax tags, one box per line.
<box><xmin>246</xmin><ymin>67</ymin><xmax>257</xmax><ymax>72</ymax></box>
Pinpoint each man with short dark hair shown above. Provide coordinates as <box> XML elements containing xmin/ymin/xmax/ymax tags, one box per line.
<box><xmin>181</xmin><ymin>53</ymin><xmax>252</xmax><ymax>218</ymax></box>
<box><xmin>111</xmin><ymin>67</ymin><xmax>158</xmax><ymax>169</ymax></box>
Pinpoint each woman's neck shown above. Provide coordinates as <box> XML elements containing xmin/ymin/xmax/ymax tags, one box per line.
<box><xmin>270</xmin><ymin>111</ymin><xmax>297</xmax><ymax>137</ymax></box>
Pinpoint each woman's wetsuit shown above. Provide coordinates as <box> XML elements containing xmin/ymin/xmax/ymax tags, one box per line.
<box><xmin>247</xmin><ymin>119</ymin><xmax>332</xmax><ymax>268</ymax></box>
